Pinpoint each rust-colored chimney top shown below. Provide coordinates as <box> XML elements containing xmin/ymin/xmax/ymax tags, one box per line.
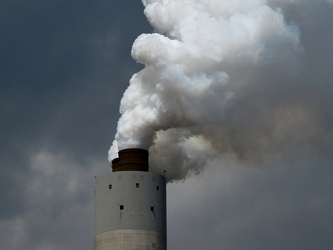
<box><xmin>111</xmin><ymin>148</ymin><xmax>149</xmax><ymax>172</ymax></box>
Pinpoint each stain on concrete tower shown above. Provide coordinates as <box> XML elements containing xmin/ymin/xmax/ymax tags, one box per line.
<box><xmin>94</xmin><ymin>148</ymin><xmax>167</xmax><ymax>250</ymax></box>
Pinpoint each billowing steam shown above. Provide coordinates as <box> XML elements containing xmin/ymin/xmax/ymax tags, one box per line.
<box><xmin>109</xmin><ymin>0</ymin><xmax>333</xmax><ymax>181</ymax></box>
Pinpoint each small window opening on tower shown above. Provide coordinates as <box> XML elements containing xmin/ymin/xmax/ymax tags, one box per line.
<box><xmin>157</xmin><ymin>186</ymin><xmax>159</xmax><ymax>191</ymax></box>
<box><xmin>120</xmin><ymin>205</ymin><xmax>124</xmax><ymax>210</ymax></box>
<box><xmin>151</xmin><ymin>206</ymin><xmax>154</xmax><ymax>212</ymax></box>
<box><xmin>136</xmin><ymin>183</ymin><xmax>140</xmax><ymax>188</ymax></box>
<box><xmin>109</xmin><ymin>184</ymin><xmax>112</xmax><ymax>189</ymax></box>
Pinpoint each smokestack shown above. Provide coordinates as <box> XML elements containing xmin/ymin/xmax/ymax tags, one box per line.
<box><xmin>94</xmin><ymin>148</ymin><xmax>167</xmax><ymax>250</ymax></box>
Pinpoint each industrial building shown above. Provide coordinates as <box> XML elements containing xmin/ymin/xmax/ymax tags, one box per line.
<box><xmin>94</xmin><ymin>148</ymin><xmax>167</xmax><ymax>249</ymax></box>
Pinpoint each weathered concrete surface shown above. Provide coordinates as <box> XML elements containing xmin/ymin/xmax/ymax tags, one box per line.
<box><xmin>94</xmin><ymin>229</ymin><xmax>166</xmax><ymax>250</ymax></box>
<box><xmin>94</xmin><ymin>171</ymin><xmax>167</xmax><ymax>249</ymax></box>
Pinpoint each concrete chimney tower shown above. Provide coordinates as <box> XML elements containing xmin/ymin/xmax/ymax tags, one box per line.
<box><xmin>94</xmin><ymin>148</ymin><xmax>167</xmax><ymax>250</ymax></box>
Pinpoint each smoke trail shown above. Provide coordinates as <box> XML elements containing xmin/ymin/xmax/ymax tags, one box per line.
<box><xmin>109</xmin><ymin>0</ymin><xmax>333</xmax><ymax>181</ymax></box>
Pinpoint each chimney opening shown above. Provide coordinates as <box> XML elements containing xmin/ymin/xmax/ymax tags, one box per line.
<box><xmin>115</xmin><ymin>148</ymin><xmax>149</xmax><ymax>172</ymax></box>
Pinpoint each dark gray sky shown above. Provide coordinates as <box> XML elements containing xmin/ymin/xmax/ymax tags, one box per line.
<box><xmin>1</xmin><ymin>0</ymin><xmax>333</xmax><ymax>249</ymax></box>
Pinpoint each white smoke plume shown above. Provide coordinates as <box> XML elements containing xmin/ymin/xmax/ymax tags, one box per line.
<box><xmin>109</xmin><ymin>0</ymin><xmax>333</xmax><ymax>181</ymax></box>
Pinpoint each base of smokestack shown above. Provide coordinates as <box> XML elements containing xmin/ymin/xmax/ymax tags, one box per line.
<box><xmin>112</xmin><ymin>148</ymin><xmax>149</xmax><ymax>172</ymax></box>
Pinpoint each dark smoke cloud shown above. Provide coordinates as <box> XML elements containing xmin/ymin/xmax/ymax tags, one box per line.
<box><xmin>168</xmin><ymin>159</ymin><xmax>333</xmax><ymax>250</ymax></box>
